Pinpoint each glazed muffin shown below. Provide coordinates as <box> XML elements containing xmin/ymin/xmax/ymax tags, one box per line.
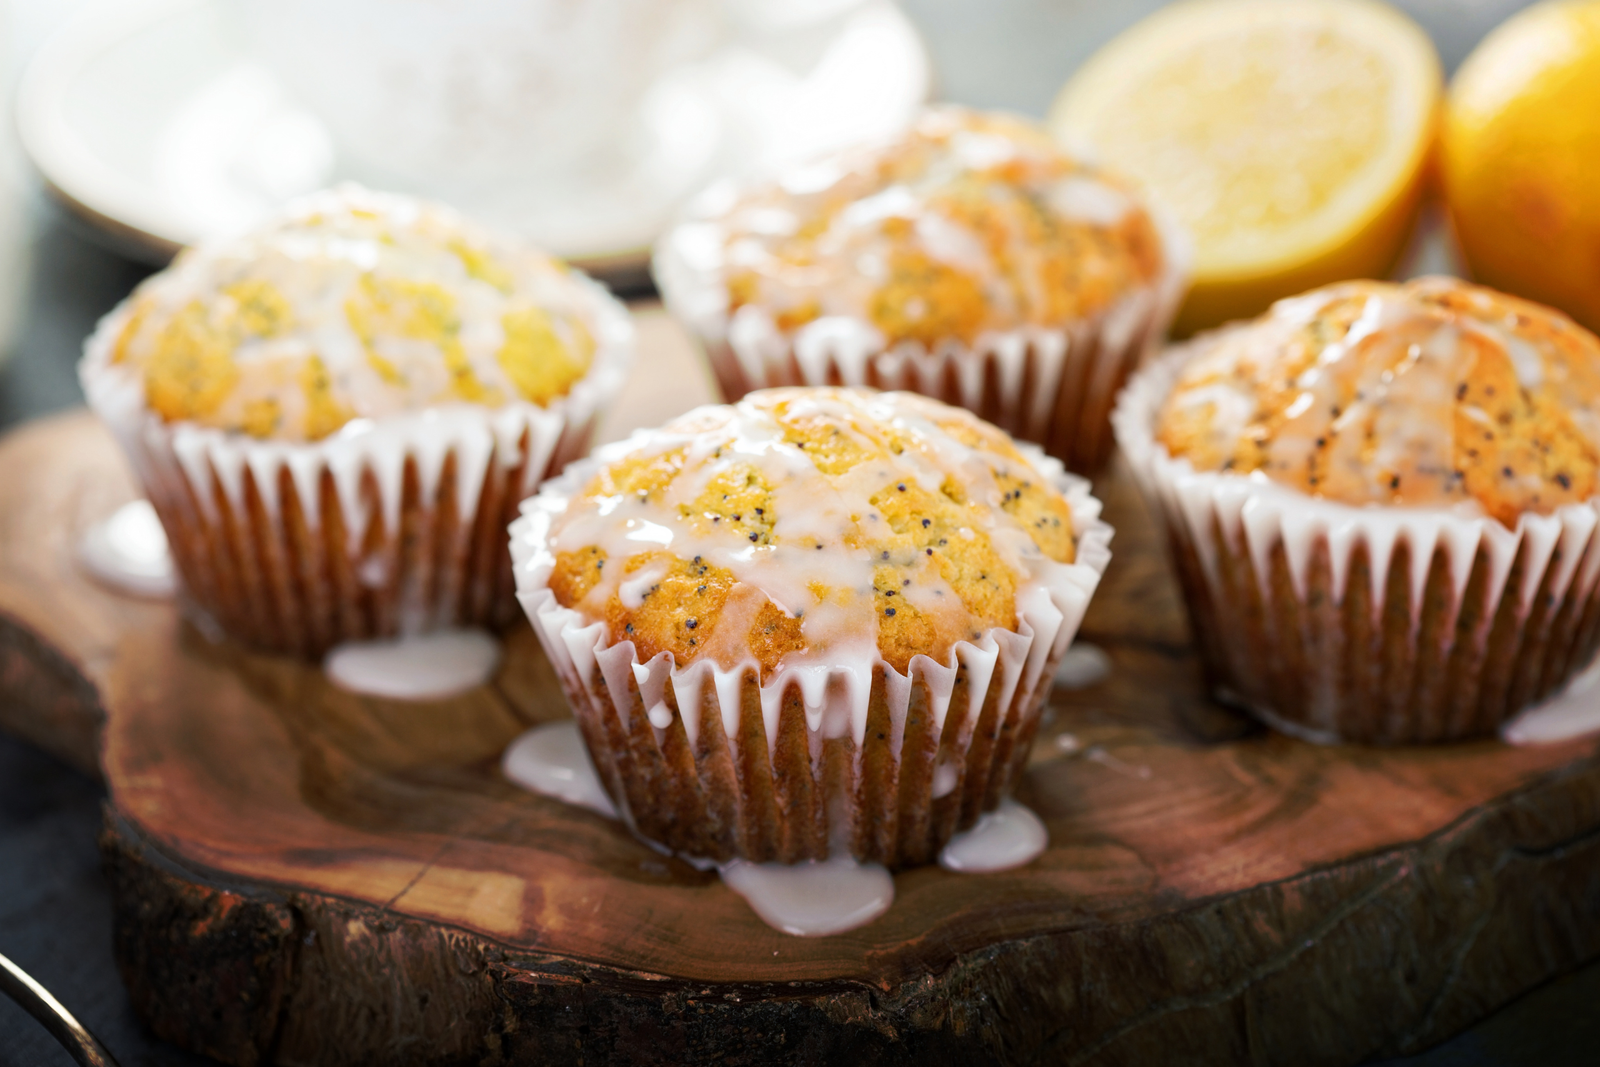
<box><xmin>511</xmin><ymin>387</ymin><xmax>1112</xmax><ymax>867</ymax></box>
<box><xmin>654</xmin><ymin>105</ymin><xmax>1189</xmax><ymax>474</ymax></box>
<box><xmin>1114</xmin><ymin>276</ymin><xmax>1600</xmax><ymax>743</ymax></box>
<box><xmin>81</xmin><ymin>185</ymin><xmax>633</xmax><ymax>657</ymax></box>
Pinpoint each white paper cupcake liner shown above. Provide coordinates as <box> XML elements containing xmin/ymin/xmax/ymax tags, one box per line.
<box><xmin>79</xmin><ymin>279</ymin><xmax>634</xmax><ymax>657</ymax></box>
<box><xmin>1113</xmin><ymin>343</ymin><xmax>1600</xmax><ymax>744</ymax></box>
<box><xmin>509</xmin><ymin>434</ymin><xmax>1112</xmax><ymax>867</ymax></box>
<box><xmin>652</xmin><ymin>192</ymin><xmax>1190</xmax><ymax>474</ymax></box>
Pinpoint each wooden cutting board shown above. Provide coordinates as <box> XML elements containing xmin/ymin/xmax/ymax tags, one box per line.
<box><xmin>3</xmin><ymin>310</ymin><xmax>1600</xmax><ymax>1066</ymax></box>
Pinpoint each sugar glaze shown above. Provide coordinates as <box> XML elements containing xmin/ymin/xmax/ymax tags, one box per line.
<box><xmin>1116</xmin><ymin>345</ymin><xmax>1600</xmax><ymax>619</ymax></box>
<box><xmin>938</xmin><ymin>799</ymin><xmax>1048</xmax><ymax>872</ymax></box>
<box><xmin>512</xmin><ymin>390</ymin><xmax>1114</xmax><ymax>763</ymax></box>
<box><xmin>324</xmin><ymin>628</ymin><xmax>501</xmax><ymax>700</ymax></box>
<box><xmin>1054</xmin><ymin>641</ymin><xmax>1110</xmax><ymax>689</ymax></box>
<box><xmin>502</xmin><ymin>721</ymin><xmax>1053</xmax><ymax>936</ymax></box>
<box><xmin>501</xmin><ymin>722</ymin><xmax>617</xmax><ymax>817</ymax></box>
<box><xmin>1502</xmin><ymin>655</ymin><xmax>1600</xmax><ymax>745</ymax></box>
<box><xmin>719</xmin><ymin>857</ymin><xmax>895</xmax><ymax>937</ymax></box>
<box><xmin>77</xmin><ymin>499</ymin><xmax>176</xmax><ymax>598</ymax></box>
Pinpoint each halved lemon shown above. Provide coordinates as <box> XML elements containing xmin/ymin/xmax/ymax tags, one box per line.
<box><xmin>1049</xmin><ymin>0</ymin><xmax>1441</xmax><ymax>335</ymax></box>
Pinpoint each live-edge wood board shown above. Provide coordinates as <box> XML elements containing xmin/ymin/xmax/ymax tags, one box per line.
<box><xmin>3</xmin><ymin>311</ymin><xmax>1600</xmax><ymax>1066</ymax></box>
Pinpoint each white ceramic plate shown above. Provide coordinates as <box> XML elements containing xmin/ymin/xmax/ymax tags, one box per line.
<box><xmin>16</xmin><ymin>0</ymin><xmax>932</xmax><ymax>280</ymax></box>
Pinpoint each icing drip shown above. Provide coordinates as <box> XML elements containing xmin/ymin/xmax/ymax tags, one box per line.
<box><xmin>323</xmin><ymin>629</ymin><xmax>500</xmax><ymax>699</ymax></box>
<box><xmin>938</xmin><ymin>799</ymin><xmax>1048</xmax><ymax>872</ymax></box>
<box><xmin>1157</xmin><ymin>279</ymin><xmax>1600</xmax><ymax>524</ymax></box>
<box><xmin>718</xmin><ymin>857</ymin><xmax>895</xmax><ymax>937</ymax></box>
<box><xmin>514</xmin><ymin>388</ymin><xmax>1112</xmax><ymax>755</ymax></box>
<box><xmin>99</xmin><ymin>185</ymin><xmax>613</xmax><ymax>442</ymax></box>
<box><xmin>1501</xmin><ymin>655</ymin><xmax>1600</xmax><ymax>745</ymax></box>
<box><xmin>77</xmin><ymin>500</ymin><xmax>176</xmax><ymax>598</ymax></box>
<box><xmin>1054</xmin><ymin>642</ymin><xmax>1111</xmax><ymax>689</ymax></box>
<box><xmin>931</xmin><ymin>758</ymin><xmax>961</xmax><ymax>798</ymax></box>
<box><xmin>84</xmin><ymin>306</ymin><xmax>631</xmax><ymax>554</ymax></box>
<box><xmin>499</xmin><ymin>723</ymin><xmax>1069</xmax><ymax>936</ymax></box>
<box><xmin>661</xmin><ymin>106</ymin><xmax>1164</xmax><ymax>352</ymax></box>
<box><xmin>501</xmin><ymin>722</ymin><xmax>618</xmax><ymax>818</ymax></box>
<box><xmin>500</xmin><ymin>722</ymin><xmax>892</xmax><ymax>936</ymax></box>
<box><xmin>1115</xmin><ymin>344</ymin><xmax>1600</xmax><ymax>618</ymax></box>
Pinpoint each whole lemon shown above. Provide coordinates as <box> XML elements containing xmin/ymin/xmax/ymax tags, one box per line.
<box><xmin>1443</xmin><ymin>0</ymin><xmax>1600</xmax><ymax>333</ymax></box>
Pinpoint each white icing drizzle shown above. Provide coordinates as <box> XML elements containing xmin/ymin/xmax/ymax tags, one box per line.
<box><xmin>499</xmin><ymin>722</ymin><xmax>1053</xmax><ymax>936</ymax></box>
<box><xmin>653</xmin><ymin>108</ymin><xmax>1193</xmax><ymax>445</ymax></box>
<box><xmin>77</xmin><ymin>500</ymin><xmax>176</xmax><ymax>598</ymax></box>
<box><xmin>324</xmin><ymin>629</ymin><xmax>501</xmax><ymax>700</ymax></box>
<box><xmin>501</xmin><ymin>721</ymin><xmax>618</xmax><ymax>818</ymax></box>
<box><xmin>511</xmin><ymin>389</ymin><xmax>1113</xmax><ymax>762</ymax></box>
<box><xmin>96</xmin><ymin>185</ymin><xmax>615</xmax><ymax>441</ymax></box>
<box><xmin>80</xmin><ymin>269</ymin><xmax>633</xmax><ymax>556</ymax></box>
<box><xmin>1158</xmin><ymin>281</ymin><xmax>1600</xmax><ymax>512</ymax></box>
<box><xmin>499</xmin><ymin>721</ymin><xmax>892</xmax><ymax>936</ymax></box>
<box><xmin>938</xmin><ymin>799</ymin><xmax>1048</xmax><ymax>872</ymax></box>
<box><xmin>718</xmin><ymin>856</ymin><xmax>895</xmax><ymax>937</ymax></box>
<box><xmin>1114</xmin><ymin>345</ymin><xmax>1600</xmax><ymax>618</ymax></box>
<box><xmin>656</xmin><ymin>107</ymin><xmax>1167</xmax><ymax>348</ymax></box>
<box><xmin>1501</xmin><ymin>655</ymin><xmax>1600</xmax><ymax>746</ymax></box>
<box><xmin>1054</xmin><ymin>641</ymin><xmax>1111</xmax><ymax>690</ymax></box>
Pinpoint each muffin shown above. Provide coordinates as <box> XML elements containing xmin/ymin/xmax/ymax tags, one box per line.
<box><xmin>80</xmin><ymin>185</ymin><xmax>633</xmax><ymax>657</ymax></box>
<box><xmin>1114</xmin><ymin>276</ymin><xmax>1600</xmax><ymax>744</ymax></box>
<box><xmin>510</xmin><ymin>387</ymin><xmax>1112</xmax><ymax>867</ymax></box>
<box><xmin>653</xmin><ymin>105</ymin><xmax>1189</xmax><ymax>474</ymax></box>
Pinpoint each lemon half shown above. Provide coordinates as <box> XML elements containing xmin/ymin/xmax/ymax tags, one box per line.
<box><xmin>1049</xmin><ymin>0</ymin><xmax>1441</xmax><ymax>334</ymax></box>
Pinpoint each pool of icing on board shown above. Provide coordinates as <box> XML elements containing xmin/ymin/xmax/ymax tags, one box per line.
<box><xmin>323</xmin><ymin>629</ymin><xmax>502</xmax><ymax>700</ymax></box>
<box><xmin>1054</xmin><ymin>641</ymin><xmax>1110</xmax><ymax>689</ymax></box>
<box><xmin>1502</xmin><ymin>654</ymin><xmax>1600</xmax><ymax>745</ymax></box>
<box><xmin>500</xmin><ymin>720</ymin><xmax>1050</xmax><ymax>936</ymax></box>
<box><xmin>77</xmin><ymin>499</ymin><xmax>176</xmax><ymax>598</ymax></box>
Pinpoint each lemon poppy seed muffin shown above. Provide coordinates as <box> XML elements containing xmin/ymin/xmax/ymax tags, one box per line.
<box><xmin>110</xmin><ymin>186</ymin><xmax>604</xmax><ymax>441</ymax></box>
<box><xmin>512</xmin><ymin>387</ymin><xmax>1111</xmax><ymax>867</ymax></box>
<box><xmin>1115</xmin><ymin>276</ymin><xmax>1600</xmax><ymax>743</ymax></box>
<box><xmin>655</xmin><ymin>105</ymin><xmax>1189</xmax><ymax>473</ymax></box>
<box><xmin>81</xmin><ymin>185</ymin><xmax>632</xmax><ymax>656</ymax></box>
<box><xmin>1157</xmin><ymin>277</ymin><xmax>1600</xmax><ymax>526</ymax></box>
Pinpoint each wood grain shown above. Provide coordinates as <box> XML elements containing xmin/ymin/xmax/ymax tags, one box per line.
<box><xmin>4</xmin><ymin>310</ymin><xmax>1600</xmax><ymax>1064</ymax></box>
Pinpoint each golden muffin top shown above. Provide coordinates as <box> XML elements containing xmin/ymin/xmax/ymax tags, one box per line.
<box><xmin>697</xmin><ymin>106</ymin><xmax>1166</xmax><ymax>347</ymax></box>
<box><xmin>108</xmin><ymin>185</ymin><xmax>610</xmax><ymax>442</ymax></box>
<box><xmin>1156</xmin><ymin>277</ymin><xmax>1600</xmax><ymax>525</ymax></box>
<box><xmin>540</xmin><ymin>388</ymin><xmax>1078</xmax><ymax>677</ymax></box>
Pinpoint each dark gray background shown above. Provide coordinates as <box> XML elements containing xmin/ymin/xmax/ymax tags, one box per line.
<box><xmin>4</xmin><ymin>0</ymin><xmax>1598</xmax><ymax>1063</ymax></box>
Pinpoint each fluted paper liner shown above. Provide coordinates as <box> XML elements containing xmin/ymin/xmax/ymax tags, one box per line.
<box><xmin>79</xmin><ymin>282</ymin><xmax>633</xmax><ymax>657</ymax></box>
<box><xmin>510</xmin><ymin>440</ymin><xmax>1112</xmax><ymax>868</ymax></box>
<box><xmin>653</xmin><ymin>194</ymin><xmax>1190</xmax><ymax>474</ymax></box>
<box><xmin>1113</xmin><ymin>344</ymin><xmax>1600</xmax><ymax>744</ymax></box>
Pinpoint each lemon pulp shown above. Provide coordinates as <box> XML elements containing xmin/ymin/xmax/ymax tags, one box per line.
<box><xmin>1050</xmin><ymin>0</ymin><xmax>1440</xmax><ymax>335</ymax></box>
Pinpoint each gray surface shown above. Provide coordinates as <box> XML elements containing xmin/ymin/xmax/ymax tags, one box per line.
<box><xmin>0</xmin><ymin>734</ymin><xmax>213</xmax><ymax>1067</ymax></box>
<box><xmin>2</xmin><ymin>0</ymin><xmax>1596</xmax><ymax>1062</ymax></box>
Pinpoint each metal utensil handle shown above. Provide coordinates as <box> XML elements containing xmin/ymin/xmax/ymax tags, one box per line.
<box><xmin>0</xmin><ymin>950</ymin><xmax>121</xmax><ymax>1067</ymax></box>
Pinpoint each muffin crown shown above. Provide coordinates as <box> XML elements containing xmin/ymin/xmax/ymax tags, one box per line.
<box><xmin>105</xmin><ymin>185</ymin><xmax>612</xmax><ymax>442</ymax></box>
<box><xmin>670</xmin><ymin>106</ymin><xmax>1166</xmax><ymax>349</ymax></box>
<box><xmin>1157</xmin><ymin>277</ymin><xmax>1600</xmax><ymax>525</ymax></box>
<box><xmin>530</xmin><ymin>387</ymin><xmax>1087</xmax><ymax>677</ymax></box>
